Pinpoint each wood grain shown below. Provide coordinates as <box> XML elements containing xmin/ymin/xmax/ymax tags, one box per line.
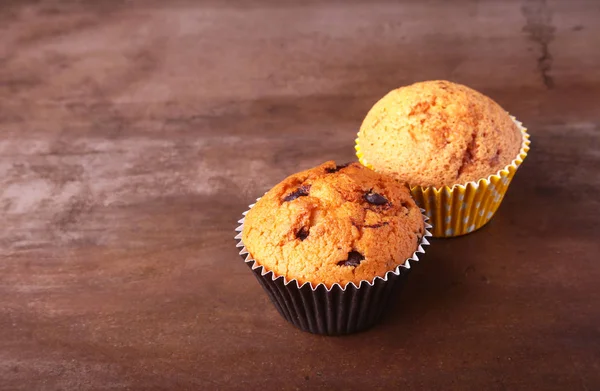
<box><xmin>1</xmin><ymin>0</ymin><xmax>599</xmax><ymax>389</ymax></box>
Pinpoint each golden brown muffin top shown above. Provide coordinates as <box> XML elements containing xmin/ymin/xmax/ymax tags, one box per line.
<box><xmin>241</xmin><ymin>161</ymin><xmax>425</xmax><ymax>289</ymax></box>
<box><xmin>357</xmin><ymin>80</ymin><xmax>523</xmax><ymax>187</ymax></box>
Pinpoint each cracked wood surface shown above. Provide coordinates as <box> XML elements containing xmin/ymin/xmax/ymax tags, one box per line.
<box><xmin>1</xmin><ymin>0</ymin><xmax>600</xmax><ymax>390</ymax></box>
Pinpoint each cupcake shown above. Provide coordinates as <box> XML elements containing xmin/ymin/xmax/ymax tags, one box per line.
<box><xmin>356</xmin><ymin>80</ymin><xmax>530</xmax><ymax>237</ymax></box>
<box><xmin>235</xmin><ymin>161</ymin><xmax>431</xmax><ymax>335</ymax></box>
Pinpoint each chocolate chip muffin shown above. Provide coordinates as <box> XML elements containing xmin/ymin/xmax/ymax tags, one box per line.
<box><xmin>357</xmin><ymin>80</ymin><xmax>523</xmax><ymax>187</ymax></box>
<box><xmin>241</xmin><ymin>161</ymin><xmax>425</xmax><ymax>289</ymax></box>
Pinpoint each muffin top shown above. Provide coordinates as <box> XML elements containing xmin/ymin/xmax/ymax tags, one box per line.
<box><xmin>357</xmin><ymin>80</ymin><xmax>523</xmax><ymax>187</ymax></box>
<box><xmin>241</xmin><ymin>161</ymin><xmax>425</xmax><ymax>289</ymax></box>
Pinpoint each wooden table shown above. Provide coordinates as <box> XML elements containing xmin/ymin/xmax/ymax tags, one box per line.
<box><xmin>1</xmin><ymin>0</ymin><xmax>599</xmax><ymax>389</ymax></box>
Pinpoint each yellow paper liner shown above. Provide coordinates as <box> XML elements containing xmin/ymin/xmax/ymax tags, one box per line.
<box><xmin>356</xmin><ymin>116</ymin><xmax>530</xmax><ymax>237</ymax></box>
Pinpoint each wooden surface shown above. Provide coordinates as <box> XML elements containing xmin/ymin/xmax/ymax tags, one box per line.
<box><xmin>1</xmin><ymin>0</ymin><xmax>599</xmax><ymax>389</ymax></box>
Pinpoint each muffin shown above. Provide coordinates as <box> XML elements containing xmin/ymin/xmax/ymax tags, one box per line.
<box><xmin>235</xmin><ymin>161</ymin><xmax>431</xmax><ymax>335</ymax></box>
<box><xmin>356</xmin><ymin>80</ymin><xmax>530</xmax><ymax>237</ymax></box>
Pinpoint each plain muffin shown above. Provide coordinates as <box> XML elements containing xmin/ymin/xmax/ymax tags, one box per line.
<box><xmin>241</xmin><ymin>161</ymin><xmax>425</xmax><ymax>288</ymax></box>
<box><xmin>357</xmin><ymin>80</ymin><xmax>523</xmax><ymax>188</ymax></box>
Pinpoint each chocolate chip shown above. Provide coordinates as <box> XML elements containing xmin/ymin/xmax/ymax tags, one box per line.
<box><xmin>337</xmin><ymin>251</ymin><xmax>364</xmax><ymax>267</ymax></box>
<box><xmin>325</xmin><ymin>163</ymin><xmax>350</xmax><ymax>173</ymax></box>
<box><xmin>283</xmin><ymin>185</ymin><xmax>311</xmax><ymax>202</ymax></box>
<box><xmin>364</xmin><ymin>222</ymin><xmax>389</xmax><ymax>229</ymax></box>
<box><xmin>489</xmin><ymin>149</ymin><xmax>501</xmax><ymax>165</ymax></box>
<box><xmin>296</xmin><ymin>227</ymin><xmax>309</xmax><ymax>241</ymax></box>
<box><xmin>364</xmin><ymin>191</ymin><xmax>388</xmax><ymax>205</ymax></box>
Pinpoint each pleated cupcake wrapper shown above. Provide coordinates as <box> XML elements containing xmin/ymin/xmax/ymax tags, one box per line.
<box><xmin>356</xmin><ymin>116</ymin><xmax>530</xmax><ymax>237</ymax></box>
<box><xmin>235</xmin><ymin>200</ymin><xmax>432</xmax><ymax>335</ymax></box>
